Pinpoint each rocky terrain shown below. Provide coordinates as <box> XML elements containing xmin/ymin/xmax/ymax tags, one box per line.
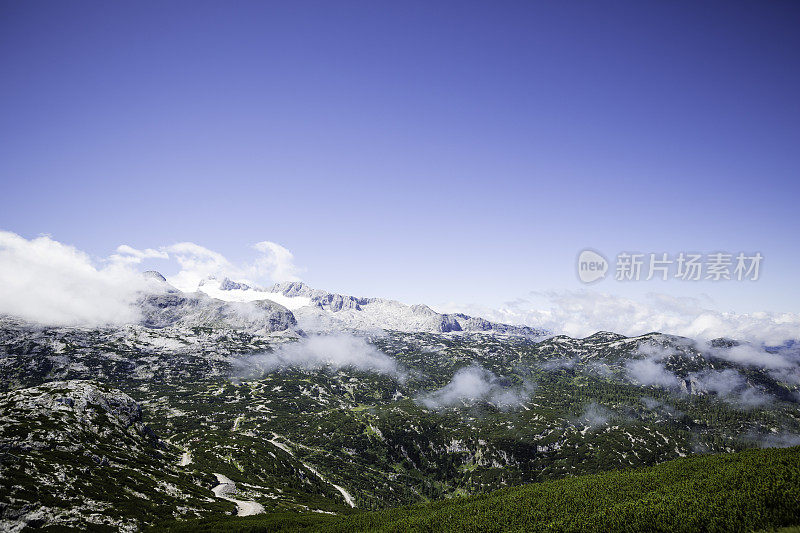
<box><xmin>139</xmin><ymin>272</ymin><xmax>297</xmax><ymax>334</ymax></box>
<box><xmin>200</xmin><ymin>278</ymin><xmax>547</xmax><ymax>336</ymax></box>
<box><xmin>0</xmin><ymin>381</ymin><xmax>220</xmax><ymax>532</ymax></box>
<box><xmin>0</xmin><ymin>277</ymin><xmax>798</xmax><ymax>531</ymax></box>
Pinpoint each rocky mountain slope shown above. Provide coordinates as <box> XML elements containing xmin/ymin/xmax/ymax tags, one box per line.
<box><xmin>115</xmin><ymin>272</ymin><xmax>548</xmax><ymax>338</ymax></box>
<box><xmin>158</xmin><ymin>445</ymin><xmax>800</xmax><ymax>533</ymax></box>
<box><xmin>1</xmin><ymin>312</ymin><xmax>799</xmax><ymax>530</ymax></box>
<box><xmin>138</xmin><ymin>273</ymin><xmax>297</xmax><ymax>334</ymax></box>
<box><xmin>0</xmin><ymin>381</ymin><xmax>224</xmax><ymax>532</ymax></box>
<box><xmin>0</xmin><ymin>274</ymin><xmax>798</xmax><ymax>531</ymax></box>
<box><xmin>198</xmin><ymin>278</ymin><xmax>547</xmax><ymax>336</ymax></box>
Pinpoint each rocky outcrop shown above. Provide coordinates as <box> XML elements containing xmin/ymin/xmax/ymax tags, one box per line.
<box><xmin>0</xmin><ymin>380</ymin><xmax>208</xmax><ymax>531</ymax></box>
<box><xmin>450</xmin><ymin>314</ymin><xmax>543</xmax><ymax>336</ymax></box>
<box><xmin>269</xmin><ymin>281</ymin><xmax>369</xmax><ymax>311</ymax></box>
<box><xmin>138</xmin><ymin>292</ymin><xmax>297</xmax><ymax>333</ymax></box>
<box><xmin>0</xmin><ymin>381</ymin><xmax>153</xmax><ymax>451</ymax></box>
<box><xmin>143</xmin><ymin>270</ymin><xmax>168</xmax><ymax>282</ymax></box>
<box><xmin>218</xmin><ymin>278</ymin><xmax>251</xmax><ymax>291</ymax></box>
<box><xmin>438</xmin><ymin>314</ymin><xmax>463</xmax><ymax>333</ymax></box>
<box><xmin>267</xmin><ymin>282</ymin><xmax>547</xmax><ymax>336</ymax></box>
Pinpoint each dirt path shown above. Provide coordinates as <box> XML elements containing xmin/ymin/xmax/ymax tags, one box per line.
<box><xmin>211</xmin><ymin>473</ymin><xmax>265</xmax><ymax>516</ymax></box>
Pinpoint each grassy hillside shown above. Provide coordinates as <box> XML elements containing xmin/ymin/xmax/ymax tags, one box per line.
<box><xmin>154</xmin><ymin>446</ymin><xmax>800</xmax><ymax>533</ymax></box>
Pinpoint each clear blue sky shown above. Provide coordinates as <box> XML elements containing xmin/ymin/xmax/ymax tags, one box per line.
<box><xmin>1</xmin><ymin>1</ymin><xmax>798</xmax><ymax>312</ymax></box>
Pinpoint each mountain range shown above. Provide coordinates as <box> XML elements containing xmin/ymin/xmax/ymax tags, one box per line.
<box><xmin>140</xmin><ymin>273</ymin><xmax>547</xmax><ymax>337</ymax></box>
<box><xmin>0</xmin><ymin>275</ymin><xmax>798</xmax><ymax>532</ymax></box>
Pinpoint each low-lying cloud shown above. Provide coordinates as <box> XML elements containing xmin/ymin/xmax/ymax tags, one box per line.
<box><xmin>625</xmin><ymin>358</ymin><xmax>681</xmax><ymax>388</ymax></box>
<box><xmin>0</xmin><ymin>231</ymin><xmax>302</xmax><ymax>327</ymax></box>
<box><xmin>538</xmin><ymin>357</ymin><xmax>578</xmax><ymax>371</ymax></box>
<box><xmin>0</xmin><ymin>231</ymin><xmax>148</xmax><ymax>326</ymax></box>
<box><xmin>641</xmin><ymin>397</ymin><xmax>684</xmax><ymax>417</ymax></box>
<box><xmin>706</xmin><ymin>344</ymin><xmax>796</xmax><ymax>371</ymax></box>
<box><xmin>578</xmin><ymin>402</ymin><xmax>614</xmax><ymax>429</ymax></box>
<box><xmin>586</xmin><ymin>361</ymin><xmax>614</xmax><ymax>378</ymax></box>
<box><xmin>437</xmin><ymin>291</ymin><xmax>800</xmax><ymax>345</ymax></box>
<box><xmin>232</xmin><ymin>334</ymin><xmax>404</xmax><ymax>379</ymax></box>
<box><xmin>623</xmin><ymin>345</ymin><xmax>775</xmax><ymax>408</ymax></box>
<box><xmin>417</xmin><ymin>365</ymin><xmax>535</xmax><ymax>410</ymax></box>
<box><xmin>757</xmin><ymin>432</ymin><xmax>800</xmax><ymax>449</ymax></box>
<box><xmin>688</xmin><ymin>369</ymin><xmax>772</xmax><ymax>408</ymax></box>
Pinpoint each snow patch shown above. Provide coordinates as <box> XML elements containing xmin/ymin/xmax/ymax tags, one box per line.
<box><xmin>198</xmin><ymin>279</ymin><xmax>311</xmax><ymax>311</ymax></box>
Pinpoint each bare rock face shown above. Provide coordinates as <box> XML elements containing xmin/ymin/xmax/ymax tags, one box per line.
<box><xmin>0</xmin><ymin>381</ymin><xmax>150</xmax><ymax>450</ymax></box>
<box><xmin>142</xmin><ymin>270</ymin><xmax>168</xmax><ymax>282</ymax></box>
<box><xmin>268</xmin><ymin>282</ymin><xmax>547</xmax><ymax>336</ymax></box>
<box><xmin>137</xmin><ymin>274</ymin><xmax>297</xmax><ymax>334</ymax></box>
<box><xmin>269</xmin><ymin>281</ymin><xmax>368</xmax><ymax>311</ymax></box>
<box><xmin>315</xmin><ymin>292</ymin><xmax>365</xmax><ymax>312</ymax></box>
<box><xmin>218</xmin><ymin>277</ymin><xmax>251</xmax><ymax>291</ymax></box>
<box><xmin>438</xmin><ymin>315</ymin><xmax>463</xmax><ymax>333</ymax></box>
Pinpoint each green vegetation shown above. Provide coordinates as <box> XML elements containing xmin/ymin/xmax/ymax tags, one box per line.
<box><xmin>154</xmin><ymin>446</ymin><xmax>800</xmax><ymax>533</ymax></box>
<box><xmin>2</xmin><ymin>323</ymin><xmax>800</xmax><ymax>530</ymax></box>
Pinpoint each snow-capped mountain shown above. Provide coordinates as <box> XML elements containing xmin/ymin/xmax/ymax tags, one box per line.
<box><xmin>3</xmin><ymin>276</ymin><xmax>800</xmax><ymax>532</ymax></box>
<box><xmin>137</xmin><ymin>273</ymin><xmax>297</xmax><ymax>334</ymax></box>
<box><xmin>193</xmin><ymin>277</ymin><xmax>547</xmax><ymax>336</ymax></box>
<box><xmin>196</xmin><ymin>277</ymin><xmax>311</xmax><ymax>311</ymax></box>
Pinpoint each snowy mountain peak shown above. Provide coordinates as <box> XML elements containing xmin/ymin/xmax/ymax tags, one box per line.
<box><xmin>219</xmin><ymin>278</ymin><xmax>252</xmax><ymax>291</ymax></box>
<box><xmin>267</xmin><ymin>281</ymin><xmax>315</xmax><ymax>297</ymax></box>
<box><xmin>142</xmin><ymin>270</ymin><xmax>167</xmax><ymax>282</ymax></box>
<box><xmin>156</xmin><ymin>276</ymin><xmax>548</xmax><ymax>337</ymax></box>
<box><xmin>264</xmin><ymin>282</ymin><xmax>548</xmax><ymax>337</ymax></box>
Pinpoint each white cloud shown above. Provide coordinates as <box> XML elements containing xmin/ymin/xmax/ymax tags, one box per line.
<box><xmin>688</xmin><ymin>369</ymin><xmax>772</xmax><ymax>409</ymax></box>
<box><xmin>757</xmin><ymin>433</ymin><xmax>800</xmax><ymax>448</ymax></box>
<box><xmin>0</xmin><ymin>231</ymin><xmax>148</xmax><ymax>326</ymax></box>
<box><xmin>0</xmin><ymin>231</ymin><xmax>304</xmax><ymax>327</ymax></box>
<box><xmin>538</xmin><ymin>357</ymin><xmax>578</xmax><ymax>371</ymax></box>
<box><xmin>640</xmin><ymin>397</ymin><xmax>682</xmax><ymax>417</ymax></box>
<box><xmin>107</xmin><ymin>240</ymin><xmax>303</xmax><ymax>293</ymax></box>
<box><xmin>252</xmin><ymin>241</ymin><xmax>301</xmax><ymax>283</ymax></box>
<box><xmin>162</xmin><ymin>240</ymin><xmax>302</xmax><ymax>292</ymax></box>
<box><xmin>162</xmin><ymin>242</ymin><xmax>236</xmax><ymax>292</ymax></box>
<box><xmin>579</xmin><ymin>402</ymin><xmax>613</xmax><ymax>429</ymax></box>
<box><xmin>417</xmin><ymin>365</ymin><xmax>534</xmax><ymax>410</ymax></box>
<box><xmin>586</xmin><ymin>361</ymin><xmax>614</xmax><ymax>378</ymax></box>
<box><xmin>706</xmin><ymin>344</ymin><xmax>795</xmax><ymax>370</ymax></box>
<box><xmin>109</xmin><ymin>245</ymin><xmax>169</xmax><ymax>265</ymax></box>
<box><xmin>623</xmin><ymin>349</ymin><xmax>777</xmax><ymax>408</ymax></box>
<box><xmin>232</xmin><ymin>334</ymin><xmax>403</xmax><ymax>378</ymax></box>
<box><xmin>625</xmin><ymin>357</ymin><xmax>681</xmax><ymax>388</ymax></box>
<box><xmin>636</xmin><ymin>343</ymin><xmax>679</xmax><ymax>361</ymax></box>
<box><xmin>437</xmin><ymin>290</ymin><xmax>800</xmax><ymax>345</ymax></box>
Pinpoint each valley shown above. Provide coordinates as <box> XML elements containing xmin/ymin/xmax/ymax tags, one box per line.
<box><xmin>1</xmin><ymin>280</ymin><xmax>799</xmax><ymax>531</ymax></box>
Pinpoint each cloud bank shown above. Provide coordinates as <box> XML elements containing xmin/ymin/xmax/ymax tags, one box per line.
<box><xmin>0</xmin><ymin>231</ymin><xmax>302</xmax><ymax>327</ymax></box>
<box><xmin>232</xmin><ymin>334</ymin><xmax>404</xmax><ymax>379</ymax></box>
<box><xmin>0</xmin><ymin>231</ymin><xmax>149</xmax><ymax>326</ymax></box>
<box><xmin>418</xmin><ymin>365</ymin><xmax>535</xmax><ymax>410</ymax></box>
<box><xmin>438</xmin><ymin>291</ymin><xmax>800</xmax><ymax>345</ymax></box>
<box><xmin>706</xmin><ymin>344</ymin><xmax>796</xmax><ymax>371</ymax></box>
<box><xmin>689</xmin><ymin>369</ymin><xmax>771</xmax><ymax>408</ymax></box>
<box><xmin>622</xmin><ymin>344</ymin><xmax>778</xmax><ymax>409</ymax></box>
<box><xmin>117</xmin><ymin>239</ymin><xmax>301</xmax><ymax>292</ymax></box>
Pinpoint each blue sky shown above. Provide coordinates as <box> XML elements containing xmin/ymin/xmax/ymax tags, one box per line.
<box><xmin>1</xmin><ymin>1</ymin><xmax>798</xmax><ymax>314</ymax></box>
